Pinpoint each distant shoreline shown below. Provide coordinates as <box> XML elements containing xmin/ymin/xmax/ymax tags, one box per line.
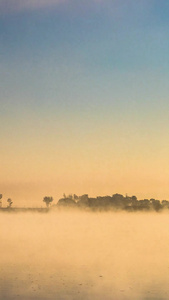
<box><xmin>1</xmin><ymin>193</ymin><xmax>169</xmax><ymax>212</ymax></box>
<box><xmin>0</xmin><ymin>207</ymin><xmax>49</xmax><ymax>213</ymax></box>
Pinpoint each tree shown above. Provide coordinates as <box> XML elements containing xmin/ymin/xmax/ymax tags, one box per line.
<box><xmin>57</xmin><ymin>198</ymin><xmax>77</xmax><ymax>207</ymax></box>
<box><xmin>43</xmin><ymin>196</ymin><xmax>53</xmax><ymax>208</ymax></box>
<box><xmin>73</xmin><ymin>194</ymin><xmax>79</xmax><ymax>201</ymax></box>
<box><xmin>7</xmin><ymin>198</ymin><xmax>13</xmax><ymax>208</ymax></box>
<box><xmin>131</xmin><ymin>195</ymin><xmax>137</xmax><ymax>202</ymax></box>
<box><xmin>0</xmin><ymin>194</ymin><xmax>2</xmax><ymax>208</ymax></box>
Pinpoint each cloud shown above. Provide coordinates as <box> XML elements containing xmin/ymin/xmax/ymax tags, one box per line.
<box><xmin>0</xmin><ymin>0</ymin><xmax>66</xmax><ymax>14</ymax></box>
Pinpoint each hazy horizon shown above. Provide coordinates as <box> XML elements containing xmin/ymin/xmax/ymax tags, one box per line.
<box><xmin>1</xmin><ymin>191</ymin><xmax>169</xmax><ymax>208</ymax></box>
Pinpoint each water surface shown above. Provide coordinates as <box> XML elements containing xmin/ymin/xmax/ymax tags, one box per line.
<box><xmin>1</xmin><ymin>211</ymin><xmax>169</xmax><ymax>300</ymax></box>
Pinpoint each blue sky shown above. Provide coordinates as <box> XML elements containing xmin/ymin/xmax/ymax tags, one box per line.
<box><xmin>1</xmin><ymin>0</ymin><xmax>169</xmax><ymax>205</ymax></box>
<box><xmin>1</xmin><ymin>0</ymin><xmax>169</xmax><ymax>112</ymax></box>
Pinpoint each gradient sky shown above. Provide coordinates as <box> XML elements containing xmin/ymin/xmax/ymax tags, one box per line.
<box><xmin>1</xmin><ymin>0</ymin><xmax>169</xmax><ymax>206</ymax></box>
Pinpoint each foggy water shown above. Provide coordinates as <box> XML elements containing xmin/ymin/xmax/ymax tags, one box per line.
<box><xmin>1</xmin><ymin>211</ymin><xmax>169</xmax><ymax>300</ymax></box>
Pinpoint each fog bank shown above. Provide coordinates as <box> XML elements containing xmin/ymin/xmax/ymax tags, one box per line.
<box><xmin>1</xmin><ymin>211</ymin><xmax>169</xmax><ymax>300</ymax></box>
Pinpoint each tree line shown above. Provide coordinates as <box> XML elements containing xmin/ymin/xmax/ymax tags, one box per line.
<box><xmin>1</xmin><ymin>193</ymin><xmax>169</xmax><ymax>212</ymax></box>
<box><xmin>56</xmin><ymin>193</ymin><xmax>169</xmax><ymax>212</ymax></box>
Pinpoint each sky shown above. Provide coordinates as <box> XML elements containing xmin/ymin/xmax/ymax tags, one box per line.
<box><xmin>0</xmin><ymin>0</ymin><xmax>169</xmax><ymax>206</ymax></box>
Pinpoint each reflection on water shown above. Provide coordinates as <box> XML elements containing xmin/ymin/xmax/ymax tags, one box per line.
<box><xmin>0</xmin><ymin>211</ymin><xmax>169</xmax><ymax>300</ymax></box>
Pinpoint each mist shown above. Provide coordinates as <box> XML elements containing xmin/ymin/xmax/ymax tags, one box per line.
<box><xmin>1</xmin><ymin>211</ymin><xmax>169</xmax><ymax>300</ymax></box>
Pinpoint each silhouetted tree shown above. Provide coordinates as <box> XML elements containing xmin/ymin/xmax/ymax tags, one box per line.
<box><xmin>43</xmin><ymin>196</ymin><xmax>53</xmax><ymax>208</ymax></box>
<box><xmin>150</xmin><ymin>199</ymin><xmax>162</xmax><ymax>211</ymax></box>
<box><xmin>73</xmin><ymin>194</ymin><xmax>79</xmax><ymax>201</ymax></box>
<box><xmin>55</xmin><ymin>193</ymin><xmax>169</xmax><ymax>212</ymax></box>
<box><xmin>112</xmin><ymin>194</ymin><xmax>125</xmax><ymax>209</ymax></box>
<box><xmin>57</xmin><ymin>197</ymin><xmax>77</xmax><ymax>207</ymax></box>
<box><xmin>162</xmin><ymin>200</ymin><xmax>169</xmax><ymax>209</ymax></box>
<box><xmin>0</xmin><ymin>194</ymin><xmax>2</xmax><ymax>208</ymax></box>
<box><xmin>131</xmin><ymin>195</ymin><xmax>137</xmax><ymax>202</ymax></box>
<box><xmin>138</xmin><ymin>199</ymin><xmax>150</xmax><ymax>210</ymax></box>
<box><xmin>7</xmin><ymin>198</ymin><xmax>13</xmax><ymax>208</ymax></box>
<box><xmin>77</xmin><ymin>194</ymin><xmax>89</xmax><ymax>207</ymax></box>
